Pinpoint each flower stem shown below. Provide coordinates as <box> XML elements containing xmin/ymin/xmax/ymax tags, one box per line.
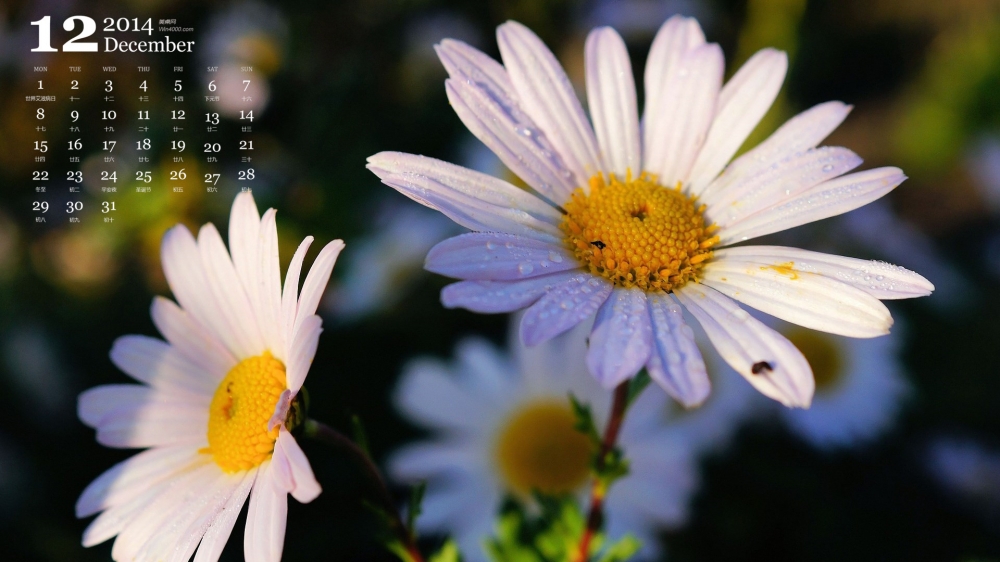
<box><xmin>303</xmin><ymin>418</ymin><xmax>425</xmax><ymax>562</ymax></box>
<box><xmin>576</xmin><ymin>381</ymin><xmax>630</xmax><ymax>562</ymax></box>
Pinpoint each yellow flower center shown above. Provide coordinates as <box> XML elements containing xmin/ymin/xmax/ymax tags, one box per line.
<box><xmin>561</xmin><ymin>173</ymin><xmax>719</xmax><ymax>292</ymax></box>
<box><xmin>204</xmin><ymin>351</ymin><xmax>287</xmax><ymax>473</ymax></box>
<box><xmin>494</xmin><ymin>400</ymin><xmax>593</xmax><ymax>496</ymax></box>
<box><xmin>784</xmin><ymin>328</ymin><xmax>845</xmax><ymax>391</ymax></box>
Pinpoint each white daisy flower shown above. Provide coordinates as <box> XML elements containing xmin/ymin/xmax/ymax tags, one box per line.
<box><xmin>777</xmin><ymin>321</ymin><xmax>912</xmax><ymax>449</ymax></box>
<box><xmin>389</xmin><ymin>319</ymin><xmax>700</xmax><ymax>561</ymax></box>
<box><xmin>368</xmin><ymin>16</ymin><xmax>934</xmax><ymax>409</ymax></box>
<box><xmin>76</xmin><ymin>192</ymin><xmax>344</xmax><ymax>562</ymax></box>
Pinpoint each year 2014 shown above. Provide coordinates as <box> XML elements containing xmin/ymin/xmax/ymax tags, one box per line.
<box><xmin>30</xmin><ymin>16</ymin><xmax>193</xmax><ymax>53</ymax></box>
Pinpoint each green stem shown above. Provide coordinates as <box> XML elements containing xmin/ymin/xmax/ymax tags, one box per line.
<box><xmin>303</xmin><ymin>418</ymin><xmax>425</xmax><ymax>562</ymax></box>
<box><xmin>575</xmin><ymin>381</ymin><xmax>631</xmax><ymax>562</ymax></box>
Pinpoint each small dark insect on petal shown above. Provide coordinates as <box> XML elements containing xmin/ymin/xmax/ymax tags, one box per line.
<box><xmin>590</xmin><ymin>240</ymin><xmax>606</xmax><ymax>250</ymax></box>
<box><xmin>751</xmin><ymin>361</ymin><xmax>773</xmax><ymax>375</ymax></box>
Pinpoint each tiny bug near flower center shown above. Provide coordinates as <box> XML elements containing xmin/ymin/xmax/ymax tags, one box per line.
<box><xmin>561</xmin><ymin>172</ymin><xmax>719</xmax><ymax>292</ymax></box>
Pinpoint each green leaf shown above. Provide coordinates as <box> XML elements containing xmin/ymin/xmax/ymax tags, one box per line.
<box><xmin>569</xmin><ymin>393</ymin><xmax>603</xmax><ymax>449</ymax></box>
<box><xmin>429</xmin><ymin>540</ymin><xmax>462</xmax><ymax>562</ymax></box>
<box><xmin>407</xmin><ymin>481</ymin><xmax>427</xmax><ymax>536</ymax></box>
<box><xmin>350</xmin><ymin>414</ymin><xmax>370</xmax><ymax>457</ymax></box>
<box><xmin>625</xmin><ymin>370</ymin><xmax>650</xmax><ymax>409</ymax></box>
<box><xmin>596</xmin><ymin>535</ymin><xmax>641</xmax><ymax>562</ymax></box>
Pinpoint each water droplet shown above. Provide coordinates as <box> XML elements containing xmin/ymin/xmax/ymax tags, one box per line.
<box><xmin>518</xmin><ymin>262</ymin><xmax>534</xmax><ymax>275</ymax></box>
<box><xmin>822</xmin><ymin>164</ymin><xmax>834</xmax><ymax>173</ymax></box>
<box><xmin>548</xmin><ymin>251</ymin><xmax>564</xmax><ymax>263</ymax></box>
<box><xmin>730</xmin><ymin>309</ymin><xmax>750</xmax><ymax>322</ymax></box>
<box><xmin>560</xmin><ymin>299</ymin><xmax>573</xmax><ymax>310</ymax></box>
<box><xmin>486</xmin><ymin>241</ymin><xmax>496</xmax><ymax>250</ymax></box>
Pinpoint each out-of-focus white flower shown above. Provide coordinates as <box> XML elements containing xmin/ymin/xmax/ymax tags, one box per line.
<box><xmin>325</xmin><ymin>201</ymin><xmax>462</xmax><ymax>321</ymax></box>
<box><xmin>776</xmin><ymin>321</ymin><xmax>911</xmax><ymax>449</ymax></box>
<box><xmin>581</xmin><ymin>0</ymin><xmax>708</xmax><ymax>40</ymax></box>
<box><xmin>838</xmin><ymin>201</ymin><xmax>972</xmax><ymax>313</ymax></box>
<box><xmin>968</xmin><ymin>136</ymin><xmax>1000</xmax><ymax>212</ymax></box>
<box><xmin>390</xmin><ymin>318</ymin><xmax>700</xmax><ymax>560</ymax></box>
<box><xmin>926</xmin><ymin>436</ymin><xmax>1000</xmax><ymax>525</ymax></box>
<box><xmin>200</xmin><ymin>1</ymin><xmax>288</xmax><ymax>117</ymax></box>
<box><xmin>1</xmin><ymin>324</ymin><xmax>74</xmax><ymax>426</ymax></box>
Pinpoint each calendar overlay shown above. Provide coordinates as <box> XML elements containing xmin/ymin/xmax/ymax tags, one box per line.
<box><xmin>25</xmin><ymin>16</ymin><xmax>259</xmax><ymax>226</ymax></box>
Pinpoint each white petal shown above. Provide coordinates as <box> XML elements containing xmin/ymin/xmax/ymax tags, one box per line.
<box><xmin>643</xmin><ymin>16</ymin><xmax>706</xmax><ymax>162</ymax></box>
<box><xmin>497</xmin><ymin>20</ymin><xmax>604</xmax><ymax>186</ymax></box>
<box><xmin>687</xmin><ymin>48</ymin><xmax>788</xmax><ymax>195</ymax></box>
<box><xmin>645</xmin><ymin>293</ymin><xmax>709</xmax><ymax>407</ymax></box>
<box><xmin>705</xmin><ymin>146</ymin><xmax>863</xmax><ymax>227</ymax></box>
<box><xmin>711</xmin><ymin>246</ymin><xmax>934</xmax><ymax>300</ymax></box>
<box><xmin>134</xmin><ymin>471</ymin><xmax>239</xmax><ymax>562</ymax></box>
<box><xmin>244</xmin><ymin>461</ymin><xmax>288</xmax><ymax>562</ymax></box>
<box><xmin>368</xmin><ymin>151</ymin><xmax>562</xmax><ymax>241</ymax></box>
<box><xmin>78</xmin><ymin>384</ymin><xmax>150</xmax><ymax>428</ymax></box>
<box><xmin>388</xmin><ymin>441</ymin><xmax>485</xmax><ymax>482</ymax></box>
<box><xmin>718</xmin><ymin>167</ymin><xmax>907</xmax><ymax>244</ymax></box>
<box><xmin>425</xmin><ymin>232</ymin><xmax>576</xmax><ymax>281</ymax></box>
<box><xmin>286</xmin><ymin>315</ymin><xmax>321</xmax><ymax>394</ymax></box>
<box><xmin>111</xmin><ymin>461</ymin><xmax>217</xmax><ymax>561</ymax></box>
<box><xmin>227</xmin><ymin>191</ymin><xmax>262</xmax><ymax>309</ymax></box>
<box><xmin>438</xmin><ymin>40</ymin><xmax>577</xmax><ymax>203</ymax></box>
<box><xmin>272</xmin><ymin>429</ymin><xmax>322</xmax><ymax>503</ymax></box>
<box><xmin>82</xmin><ymin>466</ymin><xmax>184</xmax><ymax>547</ymax></box>
<box><xmin>704</xmin><ymin>101</ymin><xmax>852</xmax><ymax>199</ymax></box>
<box><xmin>109</xmin><ymin>335</ymin><xmax>218</xmax><ymax>397</ymax></box>
<box><xmin>586</xmin><ymin>287</ymin><xmax>653</xmax><ymax>388</ymax></box>
<box><xmin>151</xmin><ymin>296</ymin><xmax>236</xmax><ymax>381</ymax></box>
<box><xmin>440</xmin><ymin>269</ymin><xmax>583</xmax><ymax>313</ymax></box>
<box><xmin>675</xmin><ymin>283</ymin><xmax>813</xmax><ymax>407</ymax></box>
<box><xmin>585</xmin><ymin>27</ymin><xmax>640</xmax><ymax>178</ymax></box>
<box><xmin>160</xmin><ymin>225</ymin><xmax>245</xmax><ymax>359</ymax></box>
<box><xmin>281</xmin><ymin>236</ymin><xmax>314</xmax><ymax>347</ymax></box>
<box><xmin>193</xmin><ymin>469</ymin><xmax>257</xmax><ymax>562</ymax></box>
<box><xmin>92</xmin><ymin>396</ymin><xmax>208</xmax><ymax>449</ymax></box>
<box><xmin>76</xmin><ymin>444</ymin><xmax>198</xmax><ymax>518</ymax></box>
<box><xmin>701</xmin><ymin>258</ymin><xmax>893</xmax><ymax>337</ymax></box>
<box><xmin>519</xmin><ymin>273</ymin><xmax>614</xmax><ymax>346</ymax></box>
<box><xmin>256</xmin><ymin>209</ymin><xmax>285</xmax><ymax>359</ymax></box>
<box><xmin>198</xmin><ymin>223</ymin><xmax>266</xmax><ymax>357</ymax></box>
<box><xmin>645</xmin><ymin>43</ymin><xmax>724</xmax><ymax>187</ymax></box>
<box><xmin>291</xmin><ymin>239</ymin><xmax>343</xmax><ymax>342</ymax></box>
<box><xmin>79</xmin><ymin>383</ymin><xmax>208</xmax><ymax>427</ymax></box>
<box><xmin>394</xmin><ymin>358</ymin><xmax>500</xmax><ymax>434</ymax></box>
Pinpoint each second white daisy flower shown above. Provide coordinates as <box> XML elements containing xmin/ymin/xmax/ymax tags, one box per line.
<box><xmin>77</xmin><ymin>193</ymin><xmax>344</xmax><ymax>562</ymax></box>
<box><xmin>368</xmin><ymin>16</ymin><xmax>934</xmax><ymax>408</ymax></box>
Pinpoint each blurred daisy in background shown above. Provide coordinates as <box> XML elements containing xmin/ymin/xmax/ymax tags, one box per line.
<box><xmin>775</xmin><ymin>321</ymin><xmax>911</xmax><ymax>450</ymax></box>
<box><xmin>76</xmin><ymin>193</ymin><xmax>342</xmax><ymax>561</ymax></box>
<box><xmin>370</xmin><ymin>16</ymin><xmax>933</xmax><ymax>410</ymax></box>
<box><xmin>390</xmin><ymin>319</ymin><xmax>700</xmax><ymax>560</ymax></box>
<box><xmin>926</xmin><ymin>435</ymin><xmax>1000</xmax><ymax>528</ymax></box>
<box><xmin>326</xmin><ymin>200</ymin><xmax>461</xmax><ymax>322</ymax></box>
<box><xmin>325</xmin><ymin>137</ymin><xmax>494</xmax><ymax>322</ymax></box>
<box><xmin>200</xmin><ymin>1</ymin><xmax>288</xmax><ymax>118</ymax></box>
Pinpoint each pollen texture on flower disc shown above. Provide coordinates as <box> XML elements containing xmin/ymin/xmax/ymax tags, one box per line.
<box><xmin>785</xmin><ymin>328</ymin><xmax>845</xmax><ymax>390</ymax></box>
<box><xmin>561</xmin><ymin>173</ymin><xmax>718</xmax><ymax>291</ymax></box>
<box><xmin>205</xmin><ymin>351</ymin><xmax>287</xmax><ymax>473</ymax></box>
<box><xmin>494</xmin><ymin>400</ymin><xmax>592</xmax><ymax>496</ymax></box>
